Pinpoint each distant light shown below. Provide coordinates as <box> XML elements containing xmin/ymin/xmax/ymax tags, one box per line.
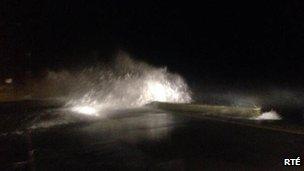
<box><xmin>71</xmin><ymin>106</ymin><xmax>98</xmax><ymax>116</ymax></box>
<box><xmin>5</xmin><ymin>78</ymin><xmax>13</xmax><ymax>84</ymax></box>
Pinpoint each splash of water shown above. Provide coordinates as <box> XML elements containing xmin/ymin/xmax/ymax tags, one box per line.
<box><xmin>44</xmin><ymin>53</ymin><xmax>192</xmax><ymax>115</ymax></box>
<box><xmin>254</xmin><ymin>110</ymin><xmax>281</xmax><ymax>120</ymax></box>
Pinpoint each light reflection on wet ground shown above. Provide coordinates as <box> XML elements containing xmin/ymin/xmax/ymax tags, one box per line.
<box><xmin>0</xmin><ymin>106</ymin><xmax>304</xmax><ymax>170</ymax></box>
<box><xmin>79</xmin><ymin>112</ymin><xmax>177</xmax><ymax>142</ymax></box>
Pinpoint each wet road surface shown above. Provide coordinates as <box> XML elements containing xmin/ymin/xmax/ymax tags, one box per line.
<box><xmin>0</xmin><ymin>106</ymin><xmax>303</xmax><ymax>170</ymax></box>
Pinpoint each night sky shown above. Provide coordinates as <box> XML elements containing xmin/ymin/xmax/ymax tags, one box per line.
<box><xmin>1</xmin><ymin>1</ymin><xmax>304</xmax><ymax>87</ymax></box>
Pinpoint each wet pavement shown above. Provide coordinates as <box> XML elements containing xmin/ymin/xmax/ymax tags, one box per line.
<box><xmin>0</xmin><ymin>106</ymin><xmax>304</xmax><ymax>170</ymax></box>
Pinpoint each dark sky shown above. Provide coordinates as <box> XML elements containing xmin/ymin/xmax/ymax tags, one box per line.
<box><xmin>1</xmin><ymin>0</ymin><xmax>304</xmax><ymax>86</ymax></box>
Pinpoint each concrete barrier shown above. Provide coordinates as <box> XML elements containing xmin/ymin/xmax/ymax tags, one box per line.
<box><xmin>148</xmin><ymin>102</ymin><xmax>261</xmax><ymax>118</ymax></box>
